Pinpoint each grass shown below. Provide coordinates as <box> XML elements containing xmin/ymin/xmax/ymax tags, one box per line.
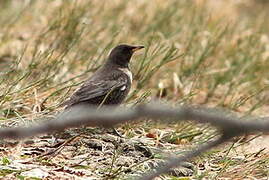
<box><xmin>0</xmin><ymin>0</ymin><xmax>269</xmax><ymax>179</ymax></box>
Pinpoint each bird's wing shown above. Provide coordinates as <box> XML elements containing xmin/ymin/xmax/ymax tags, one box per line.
<box><xmin>61</xmin><ymin>75</ymin><xmax>127</xmax><ymax>107</ymax></box>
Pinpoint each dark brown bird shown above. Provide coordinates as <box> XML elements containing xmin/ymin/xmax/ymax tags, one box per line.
<box><xmin>61</xmin><ymin>44</ymin><xmax>144</xmax><ymax>109</ymax></box>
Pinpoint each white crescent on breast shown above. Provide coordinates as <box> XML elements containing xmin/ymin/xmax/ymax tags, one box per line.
<box><xmin>119</xmin><ymin>68</ymin><xmax>133</xmax><ymax>83</ymax></box>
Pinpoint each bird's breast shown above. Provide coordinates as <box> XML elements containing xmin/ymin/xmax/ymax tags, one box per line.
<box><xmin>118</xmin><ymin>67</ymin><xmax>133</xmax><ymax>83</ymax></box>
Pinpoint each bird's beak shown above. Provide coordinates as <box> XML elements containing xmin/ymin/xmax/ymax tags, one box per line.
<box><xmin>132</xmin><ymin>46</ymin><xmax>145</xmax><ymax>52</ymax></box>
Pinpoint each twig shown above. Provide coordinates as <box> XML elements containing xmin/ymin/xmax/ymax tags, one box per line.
<box><xmin>0</xmin><ymin>103</ymin><xmax>268</xmax><ymax>139</ymax></box>
<box><xmin>140</xmin><ymin>135</ymin><xmax>228</xmax><ymax>180</ymax></box>
<box><xmin>38</xmin><ymin>134</ymin><xmax>82</xmax><ymax>159</ymax></box>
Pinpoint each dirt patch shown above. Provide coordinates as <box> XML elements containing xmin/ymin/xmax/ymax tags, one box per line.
<box><xmin>0</xmin><ymin>128</ymin><xmax>195</xmax><ymax>179</ymax></box>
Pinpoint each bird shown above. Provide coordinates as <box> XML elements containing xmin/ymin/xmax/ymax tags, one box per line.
<box><xmin>61</xmin><ymin>44</ymin><xmax>144</xmax><ymax>109</ymax></box>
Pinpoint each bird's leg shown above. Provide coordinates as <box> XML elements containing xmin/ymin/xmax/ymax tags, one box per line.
<box><xmin>97</xmin><ymin>100</ymin><xmax>123</xmax><ymax>137</ymax></box>
<box><xmin>111</xmin><ymin>127</ymin><xmax>123</xmax><ymax>138</ymax></box>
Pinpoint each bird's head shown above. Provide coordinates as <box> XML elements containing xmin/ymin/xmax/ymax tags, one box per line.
<box><xmin>107</xmin><ymin>44</ymin><xmax>144</xmax><ymax>67</ymax></box>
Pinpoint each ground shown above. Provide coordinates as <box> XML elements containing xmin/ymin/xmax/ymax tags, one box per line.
<box><xmin>0</xmin><ymin>0</ymin><xmax>269</xmax><ymax>179</ymax></box>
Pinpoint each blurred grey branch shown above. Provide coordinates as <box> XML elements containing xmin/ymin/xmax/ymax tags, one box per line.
<box><xmin>0</xmin><ymin>102</ymin><xmax>269</xmax><ymax>179</ymax></box>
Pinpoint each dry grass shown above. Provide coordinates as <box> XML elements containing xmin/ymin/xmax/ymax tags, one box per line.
<box><xmin>0</xmin><ymin>0</ymin><xmax>269</xmax><ymax>179</ymax></box>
